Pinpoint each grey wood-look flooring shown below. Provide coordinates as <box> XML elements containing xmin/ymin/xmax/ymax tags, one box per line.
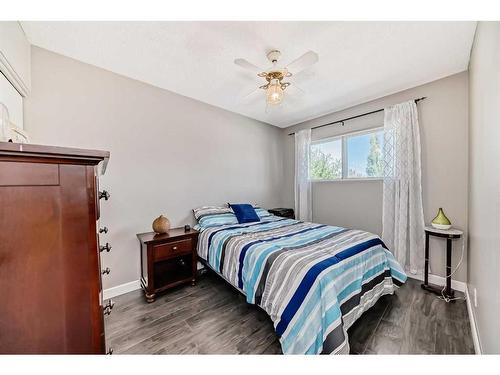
<box><xmin>105</xmin><ymin>273</ymin><xmax>474</xmax><ymax>354</ymax></box>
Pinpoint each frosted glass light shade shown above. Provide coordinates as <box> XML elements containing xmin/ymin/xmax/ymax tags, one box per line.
<box><xmin>266</xmin><ymin>80</ymin><xmax>283</xmax><ymax>105</ymax></box>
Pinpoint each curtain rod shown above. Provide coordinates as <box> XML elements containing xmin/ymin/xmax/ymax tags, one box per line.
<box><xmin>287</xmin><ymin>97</ymin><xmax>426</xmax><ymax>136</ymax></box>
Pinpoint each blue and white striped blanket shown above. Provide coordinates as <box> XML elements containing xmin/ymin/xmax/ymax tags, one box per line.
<box><xmin>196</xmin><ymin>215</ymin><xmax>407</xmax><ymax>354</ymax></box>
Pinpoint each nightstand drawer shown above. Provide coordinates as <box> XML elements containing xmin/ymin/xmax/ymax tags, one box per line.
<box><xmin>153</xmin><ymin>239</ymin><xmax>192</xmax><ymax>260</ymax></box>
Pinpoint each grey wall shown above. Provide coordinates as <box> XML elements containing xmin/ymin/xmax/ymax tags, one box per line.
<box><xmin>467</xmin><ymin>22</ymin><xmax>500</xmax><ymax>354</ymax></box>
<box><xmin>283</xmin><ymin>72</ymin><xmax>469</xmax><ymax>282</ymax></box>
<box><xmin>24</xmin><ymin>47</ymin><xmax>285</xmax><ymax>289</ymax></box>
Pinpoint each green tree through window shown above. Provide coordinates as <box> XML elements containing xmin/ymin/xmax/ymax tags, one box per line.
<box><xmin>366</xmin><ymin>133</ymin><xmax>383</xmax><ymax>177</ymax></box>
<box><xmin>310</xmin><ymin>147</ymin><xmax>341</xmax><ymax>179</ymax></box>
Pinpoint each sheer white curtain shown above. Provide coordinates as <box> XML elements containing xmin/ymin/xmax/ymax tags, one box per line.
<box><xmin>295</xmin><ymin>129</ymin><xmax>312</xmax><ymax>222</ymax></box>
<box><xmin>382</xmin><ymin>100</ymin><xmax>425</xmax><ymax>275</ymax></box>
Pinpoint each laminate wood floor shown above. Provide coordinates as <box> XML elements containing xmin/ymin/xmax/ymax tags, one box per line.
<box><xmin>105</xmin><ymin>272</ymin><xmax>474</xmax><ymax>354</ymax></box>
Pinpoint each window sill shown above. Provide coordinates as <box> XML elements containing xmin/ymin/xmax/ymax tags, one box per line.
<box><xmin>310</xmin><ymin>177</ymin><xmax>383</xmax><ymax>183</ymax></box>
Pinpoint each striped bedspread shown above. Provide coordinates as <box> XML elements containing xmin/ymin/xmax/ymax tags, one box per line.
<box><xmin>197</xmin><ymin>216</ymin><xmax>407</xmax><ymax>354</ymax></box>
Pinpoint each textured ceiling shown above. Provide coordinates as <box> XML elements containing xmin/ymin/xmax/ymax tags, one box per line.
<box><xmin>21</xmin><ymin>21</ymin><xmax>476</xmax><ymax>128</ymax></box>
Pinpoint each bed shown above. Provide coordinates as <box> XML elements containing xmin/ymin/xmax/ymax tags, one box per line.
<box><xmin>194</xmin><ymin>206</ymin><xmax>407</xmax><ymax>354</ymax></box>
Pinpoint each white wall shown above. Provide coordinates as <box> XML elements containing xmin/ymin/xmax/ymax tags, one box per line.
<box><xmin>24</xmin><ymin>47</ymin><xmax>285</xmax><ymax>289</ymax></box>
<box><xmin>283</xmin><ymin>72</ymin><xmax>469</xmax><ymax>282</ymax></box>
<box><xmin>467</xmin><ymin>21</ymin><xmax>500</xmax><ymax>354</ymax></box>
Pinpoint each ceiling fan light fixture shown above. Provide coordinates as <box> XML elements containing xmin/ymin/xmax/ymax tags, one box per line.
<box><xmin>266</xmin><ymin>79</ymin><xmax>284</xmax><ymax>105</ymax></box>
<box><xmin>235</xmin><ymin>49</ymin><xmax>318</xmax><ymax>109</ymax></box>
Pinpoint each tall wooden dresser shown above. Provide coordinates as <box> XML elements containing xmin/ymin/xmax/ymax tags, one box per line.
<box><xmin>0</xmin><ymin>142</ymin><xmax>111</xmax><ymax>354</ymax></box>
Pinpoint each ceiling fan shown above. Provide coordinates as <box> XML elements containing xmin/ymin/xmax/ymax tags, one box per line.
<box><xmin>234</xmin><ymin>49</ymin><xmax>319</xmax><ymax>107</ymax></box>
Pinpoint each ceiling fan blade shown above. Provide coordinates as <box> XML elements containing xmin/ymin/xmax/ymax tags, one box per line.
<box><xmin>237</xmin><ymin>87</ymin><xmax>262</xmax><ymax>104</ymax></box>
<box><xmin>234</xmin><ymin>58</ymin><xmax>266</xmax><ymax>74</ymax></box>
<box><xmin>244</xmin><ymin>87</ymin><xmax>260</xmax><ymax>97</ymax></box>
<box><xmin>285</xmin><ymin>51</ymin><xmax>319</xmax><ymax>75</ymax></box>
<box><xmin>287</xmin><ymin>83</ymin><xmax>306</xmax><ymax>96</ymax></box>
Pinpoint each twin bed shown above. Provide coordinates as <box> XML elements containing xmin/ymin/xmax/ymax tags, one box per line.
<box><xmin>193</xmin><ymin>206</ymin><xmax>407</xmax><ymax>354</ymax></box>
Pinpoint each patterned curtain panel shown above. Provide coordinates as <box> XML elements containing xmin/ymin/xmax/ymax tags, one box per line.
<box><xmin>294</xmin><ymin>129</ymin><xmax>312</xmax><ymax>222</ymax></box>
<box><xmin>382</xmin><ymin>100</ymin><xmax>425</xmax><ymax>275</ymax></box>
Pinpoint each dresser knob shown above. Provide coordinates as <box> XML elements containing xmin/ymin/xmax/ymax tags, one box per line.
<box><xmin>102</xmin><ymin>267</ymin><xmax>111</xmax><ymax>275</ymax></box>
<box><xmin>103</xmin><ymin>299</ymin><xmax>115</xmax><ymax>315</ymax></box>
<box><xmin>99</xmin><ymin>226</ymin><xmax>109</xmax><ymax>234</ymax></box>
<box><xmin>172</xmin><ymin>246</ymin><xmax>178</xmax><ymax>250</ymax></box>
<box><xmin>107</xmin><ymin>347</ymin><xmax>113</xmax><ymax>355</ymax></box>
<box><xmin>99</xmin><ymin>190</ymin><xmax>110</xmax><ymax>201</ymax></box>
<box><xmin>105</xmin><ymin>299</ymin><xmax>115</xmax><ymax>310</ymax></box>
<box><xmin>100</xmin><ymin>243</ymin><xmax>112</xmax><ymax>252</ymax></box>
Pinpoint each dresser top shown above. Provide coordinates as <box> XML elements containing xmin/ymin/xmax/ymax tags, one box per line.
<box><xmin>137</xmin><ymin>227</ymin><xmax>199</xmax><ymax>244</ymax></box>
<box><xmin>0</xmin><ymin>142</ymin><xmax>110</xmax><ymax>171</ymax></box>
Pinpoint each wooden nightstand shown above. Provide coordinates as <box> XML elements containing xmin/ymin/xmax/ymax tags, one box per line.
<box><xmin>137</xmin><ymin>228</ymin><xmax>199</xmax><ymax>303</ymax></box>
<box><xmin>268</xmin><ymin>208</ymin><xmax>295</xmax><ymax>219</ymax></box>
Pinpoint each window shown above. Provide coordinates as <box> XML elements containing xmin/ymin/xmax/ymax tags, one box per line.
<box><xmin>309</xmin><ymin>127</ymin><xmax>384</xmax><ymax>180</ymax></box>
<box><xmin>310</xmin><ymin>137</ymin><xmax>342</xmax><ymax>180</ymax></box>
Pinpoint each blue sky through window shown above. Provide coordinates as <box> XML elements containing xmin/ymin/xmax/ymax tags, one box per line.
<box><xmin>347</xmin><ymin>131</ymin><xmax>383</xmax><ymax>177</ymax></box>
<box><xmin>313</xmin><ymin>139</ymin><xmax>341</xmax><ymax>160</ymax></box>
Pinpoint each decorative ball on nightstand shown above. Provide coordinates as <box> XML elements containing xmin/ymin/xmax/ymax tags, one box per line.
<box><xmin>152</xmin><ymin>215</ymin><xmax>170</xmax><ymax>234</ymax></box>
<box><xmin>431</xmin><ymin>207</ymin><xmax>452</xmax><ymax>230</ymax></box>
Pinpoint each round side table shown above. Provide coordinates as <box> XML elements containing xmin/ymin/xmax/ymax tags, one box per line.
<box><xmin>421</xmin><ymin>226</ymin><xmax>463</xmax><ymax>301</ymax></box>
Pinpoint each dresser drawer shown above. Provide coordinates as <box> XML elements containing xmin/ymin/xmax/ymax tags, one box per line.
<box><xmin>153</xmin><ymin>239</ymin><xmax>192</xmax><ymax>260</ymax></box>
<box><xmin>0</xmin><ymin>161</ymin><xmax>60</xmax><ymax>186</ymax></box>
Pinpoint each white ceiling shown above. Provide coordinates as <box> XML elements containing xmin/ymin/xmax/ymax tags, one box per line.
<box><xmin>21</xmin><ymin>21</ymin><xmax>476</xmax><ymax>128</ymax></box>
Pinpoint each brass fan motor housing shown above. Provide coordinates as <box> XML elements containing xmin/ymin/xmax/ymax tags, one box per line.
<box><xmin>258</xmin><ymin>70</ymin><xmax>292</xmax><ymax>90</ymax></box>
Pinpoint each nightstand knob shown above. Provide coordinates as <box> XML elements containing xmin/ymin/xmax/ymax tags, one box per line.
<box><xmin>99</xmin><ymin>226</ymin><xmax>109</xmax><ymax>234</ymax></box>
<box><xmin>99</xmin><ymin>190</ymin><xmax>110</xmax><ymax>201</ymax></box>
<box><xmin>172</xmin><ymin>246</ymin><xmax>178</xmax><ymax>250</ymax></box>
<box><xmin>100</xmin><ymin>243</ymin><xmax>112</xmax><ymax>252</ymax></box>
<box><xmin>102</xmin><ymin>267</ymin><xmax>111</xmax><ymax>275</ymax></box>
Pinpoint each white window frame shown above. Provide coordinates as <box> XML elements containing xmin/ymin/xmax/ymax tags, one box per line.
<box><xmin>309</xmin><ymin>126</ymin><xmax>384</xmax><ymax>182</ymax></box>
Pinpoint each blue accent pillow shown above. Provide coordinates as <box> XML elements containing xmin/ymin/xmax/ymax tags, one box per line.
<box><xmin>230</xmin><ymin>203</ymin><xmax>260</xmax><ymax>224</ymax></box>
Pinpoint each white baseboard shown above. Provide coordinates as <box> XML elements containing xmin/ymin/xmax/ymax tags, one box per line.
<box><xmin>407</xmin><ymin>273</ymin><xmax>466</xmax><ymax>292</ymax></box>
<box><xmin>103</xmin><ymin>265</ymin><xmax>205</xmax><ymax>300</ymax></box>
<box><xmin>103</xmin><ymin>280</ymin><xmax>141</xmax><ymax>300</ymax></box>
<box><xmin>465</xmin><ymin>285</ymin><xmax>482</xmax><ymax>354</ymax></box>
